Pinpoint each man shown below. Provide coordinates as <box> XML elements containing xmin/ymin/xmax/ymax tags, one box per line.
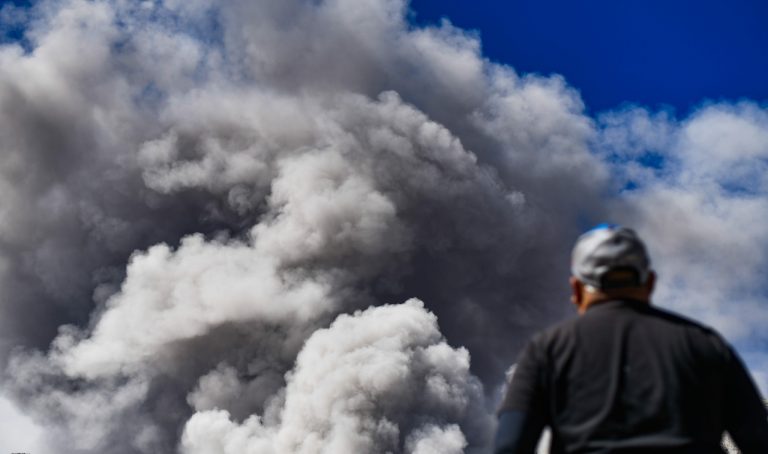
<box><xmin>495</xmin><ymin>225</ymin><xmax>768</xmax><ymax>453</ymax></box>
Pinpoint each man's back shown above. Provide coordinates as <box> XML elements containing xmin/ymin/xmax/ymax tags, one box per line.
<box><xmin>498</xmin><ymin>299</ymin><xmax>768</xmax><ymax>453</ymax></box>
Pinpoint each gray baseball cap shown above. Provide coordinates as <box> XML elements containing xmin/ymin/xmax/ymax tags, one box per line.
<box><xmin>571</xmin><ymin>224</ymin><xmax>651</xmax><ymax>290</ymax></box>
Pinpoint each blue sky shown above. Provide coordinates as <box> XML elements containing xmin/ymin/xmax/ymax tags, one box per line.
<box><xmin>410</xmin><ymin>0</ymin><xmax>768</xmax><ymax>114</ymax></box>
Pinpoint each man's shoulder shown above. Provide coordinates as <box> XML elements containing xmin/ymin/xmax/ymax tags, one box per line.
<box><xmin>642</xmin><ymin>303</ymin><xmax>724</xmax><ymax>337</ymax></box>
<box><xmin>525</xmin><ymin>315</ymin><xmax>581</xmax><ymax>350</ymax></box>
<box><xmin>642</xmin><ymin>303</ymin><xmax>733</xmax><ymax>352</ymax></box>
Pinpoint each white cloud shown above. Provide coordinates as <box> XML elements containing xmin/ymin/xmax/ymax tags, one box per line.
<box><xmin>603</xmin><ymin>103</ymin><xmax>768</xmax><ymax>347</ymax></box>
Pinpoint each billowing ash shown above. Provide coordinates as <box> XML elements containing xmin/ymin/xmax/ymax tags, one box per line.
<box><xmin>1</xmin><ymin>0</ymin><xmax>767</xmax><ymax>453</ymax></box>
<box><xmin>181</xmin><ymin>300</ymin><xmax>492</xmax><ymax>454</ymax></box>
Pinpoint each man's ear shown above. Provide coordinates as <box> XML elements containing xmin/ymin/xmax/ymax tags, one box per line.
<box><xmin>569</xmin><ymin>276</ymin><xmax>582</xmax><ymax>308</ymax></box>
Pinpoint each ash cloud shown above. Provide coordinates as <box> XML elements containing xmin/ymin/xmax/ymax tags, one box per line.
<box><xmin>0</xmin><ymin>0</ymin><xmax>766</xmax><ymax>453</ymax></box>
<box><xmin>181</xmin><ymin>300</ymin><xmax>492</xmax><ymax>454</ymax></box>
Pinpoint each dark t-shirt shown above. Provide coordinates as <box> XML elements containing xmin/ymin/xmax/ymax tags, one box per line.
<box><xmin>498</xmin><ymin>299</ymin><xmax>768</xmax><ymax>453</ymax></box>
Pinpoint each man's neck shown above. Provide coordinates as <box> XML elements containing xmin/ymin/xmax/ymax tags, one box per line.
<box><xmin>579</xmin><ymin>291</ymin><xmax>650</xmax><ymax>314</ymax></box>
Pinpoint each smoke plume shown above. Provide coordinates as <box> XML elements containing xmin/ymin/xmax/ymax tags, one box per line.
<box><xmin>0</xmin><ymin>0</ymin><xmax>766</xmax><ymax>453</ymax></box>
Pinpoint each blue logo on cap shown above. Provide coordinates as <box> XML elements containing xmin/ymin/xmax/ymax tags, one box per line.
<box><xmin>585</xmin><ymin>223</ymin><xmax>619</xmax><ymax>233</ymax></box>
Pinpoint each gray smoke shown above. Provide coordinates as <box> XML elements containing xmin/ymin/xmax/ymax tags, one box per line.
<box><xmin>1</xmin><ymin>0</ymin><xmax>766</xmax><ymax>453</ymax></box>
<box><xmin>181</xmin><ymin>300</ymin><xmax>492</xmax><ymax>453</ymax></box>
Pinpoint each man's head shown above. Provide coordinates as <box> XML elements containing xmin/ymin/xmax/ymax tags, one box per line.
<box><xmin>569</xmin><ymin>224</ymin><xmax>655</xmax><ymax>313</ymax></box>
